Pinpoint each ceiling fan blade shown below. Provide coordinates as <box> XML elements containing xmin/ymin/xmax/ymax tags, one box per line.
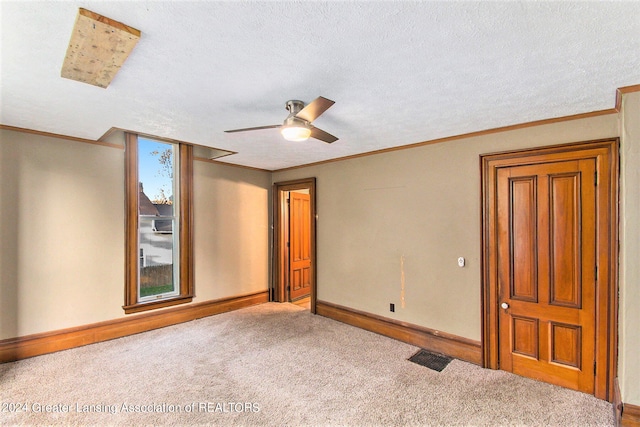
<box><xmin>295</xmin><ymin>96</ymin><xmax>335</xmax><ymax>123</ymax></box>
<box><xmin>309</xmin><ymin>126</ymin><xmax>338</xmax><ymax>144</ymax></box>
<box><xmin>224</xmin><ymin>124</ymin><xmax>280</xmax><ymax>133</ymax></box>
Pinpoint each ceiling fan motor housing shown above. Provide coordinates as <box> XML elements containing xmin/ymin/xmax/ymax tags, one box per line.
<box><xmin>283</xmin><ymin>115</ymin><xmax>308</xmax><ymax>128</ymax></box>
<box><xmin>283</xmin><ymin>100</ymin><xmax>309</xmax><ymax>128</ymax></box>
<box><xmin>285</xmin><ymin>100</ymin><xmax>305</xmax><ymax>116</ymax></box>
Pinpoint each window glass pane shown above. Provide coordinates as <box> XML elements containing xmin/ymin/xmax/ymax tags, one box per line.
<box><xmin>139</xmin><ymin>218</ymin><xmax>177</xmax><ymax>298</ymax></box>
<box><xmin>138</xmin><ymin>138</ymin><xmax>176</xmax><ymax>211</ymax></box>
<box><xmin>138</xmin><ymin>138</ymin><xmax>179</xmax><ymax>300</ymax></box>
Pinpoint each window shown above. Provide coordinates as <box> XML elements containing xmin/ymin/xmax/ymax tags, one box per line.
<box><xmin>124</xmin><ymin>134</ymin><xmax>193</xmax><ymax>314</ymax></box>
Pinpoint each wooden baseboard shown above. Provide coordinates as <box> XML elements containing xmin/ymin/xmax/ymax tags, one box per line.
<box><xmin>0</xmin><ymin>290</ymin><xmax>269</xmax><ymax>363</ymax></box>
<box><xmin>615</xmin><ymin>378</ymin><xmax>624</xmax><ymax>426</ymax></box>
<box><xmin>615</xmin><ymin>377</ymin><xmax>640</xmax><ymax>427</ymax></box>
<box><xmin>623</xmin><ymin>402</ymin><xmax>640</xmax><ymax>427</ymax></box>
<box><xmin>316</xmin><ymin>300</ymin><xmax>482</xmax><ymax>365</ymax></box>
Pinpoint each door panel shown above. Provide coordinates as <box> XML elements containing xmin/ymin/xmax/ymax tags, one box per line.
<box><xmin>511</xmin><ymin>316</ymin><xmax>539</xmax><ymax>359</ymax></box>
<box><xmin>497</xmin><ymin>159</ymin><xmax>596</xmax><ymax>394</ymax></box>
<box><xmin>549</xmin><ymin>174</ymin><xmax>582</xmax><ymax>308</ymax></box>
<box><xmin>289</xmin><ymin>192</ymin><xmax>311</xmax><ymax>300</ymax></box>
<box><xmin>510</xmin><ymin>176</ymin><xmax>538</xmax><ymax>302</ymax></box>
<box><xmin>550</xmin><ymin>322</ymin><xmax>581</xmax><ymax>368</ymax></box>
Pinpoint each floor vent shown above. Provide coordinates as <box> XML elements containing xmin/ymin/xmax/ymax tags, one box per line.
<box><xmin>408</xmin><ymin>349</ymin><xmax>453</xmax><ymax>372</ymax></box>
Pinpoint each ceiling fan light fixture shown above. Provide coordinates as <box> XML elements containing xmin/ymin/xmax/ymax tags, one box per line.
<box><xmin>281</xmin><ymin>125</ymin><xmax>311</xmax><ymax>141</ymax></box>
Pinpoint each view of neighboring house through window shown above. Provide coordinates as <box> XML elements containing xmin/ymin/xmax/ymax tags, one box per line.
<box><xmin>138</xmin><ymin>138</ymin><xmax>179</xmax><ymax>300</ymax></box>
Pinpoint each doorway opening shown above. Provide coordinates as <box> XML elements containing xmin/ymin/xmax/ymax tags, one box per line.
<box><xmin>480</xmin><ymin>139</ymin><xmax>618</xmax><ymax>401</ymax></box>
<box><xmin>273</xmin><ymin>178</ymin><xmax>316</xmax><ymax>313</ymax></box>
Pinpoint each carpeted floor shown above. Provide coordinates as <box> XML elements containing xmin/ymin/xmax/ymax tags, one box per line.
<box><xmin>0</xmin><ymin>303</ymin><xmax>614</xmax><ymax>426</ymax></box>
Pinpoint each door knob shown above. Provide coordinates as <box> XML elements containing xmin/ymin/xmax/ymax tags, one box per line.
<box><xmin>501</xmin><ymin>302</ymin><xmax>509</xmax><ymax>309</ymax></box>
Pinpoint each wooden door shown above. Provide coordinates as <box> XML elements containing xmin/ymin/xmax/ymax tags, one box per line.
<box><xmin>289</xmin><ymin>192</ymin><xmax>311</xmax><ymax>301</ymax></box>
<box><xmin>496</xmin><ymin>159</ymin><xmax>597</xmax><ymax>393</ymax></box>
<box><xmin>483</xmin><ymin>140</ymin><xmax>618</xmax><ymax>401</ymax></box>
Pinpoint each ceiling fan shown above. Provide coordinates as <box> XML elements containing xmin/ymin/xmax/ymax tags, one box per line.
<box><xmin>224</xmin><ymin>96</ymin><xmax>338</xmax><ymax>143</ymax></box>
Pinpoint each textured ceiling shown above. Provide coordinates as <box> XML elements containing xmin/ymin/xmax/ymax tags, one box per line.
<box><xmin>1</xmin><ymin>1</ymin><xmax>639</xmax><ymax>170</ymax></box>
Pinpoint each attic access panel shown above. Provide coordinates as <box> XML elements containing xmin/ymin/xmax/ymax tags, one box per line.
<box><xmin>61</xmin><ymin>8</ymin><xmax>140</xmax><ymax>88</ymax></box>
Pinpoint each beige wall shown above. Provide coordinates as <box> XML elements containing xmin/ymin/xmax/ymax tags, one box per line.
<box><xmin>0</xmin><ymin>130</ymin><xmax>126</xmax><ymax>338</ymax></box>
<box><xmin>193</xmin><ymin>160</ymin><xmax>271</xmax><ymax>301</ymax></box>
<box><xmin>0</xmin><ymin>129</ymin><xmax>271</xmax><ymax>339</ymax></box>
<box><xmin>273</xmin><ymin>114</ymin><xmax>619</xmax><ymax>341</ymax></box>
<box><xmin>619</xmin><ymin>91</ymin><xmax>640</xmax><ymax>406</ymax></box>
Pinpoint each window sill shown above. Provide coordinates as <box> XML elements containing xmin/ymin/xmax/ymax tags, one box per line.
<box><xmin>123</xmin><ymin>295</ymin><xmax>193</xmax><ymax>314</ymax></box>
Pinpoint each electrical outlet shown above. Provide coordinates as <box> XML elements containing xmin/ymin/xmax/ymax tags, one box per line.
<box><xmin>390</xmin><ymin>303</ymin><xmax>395</xmax><ymax>312</ymax></box>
